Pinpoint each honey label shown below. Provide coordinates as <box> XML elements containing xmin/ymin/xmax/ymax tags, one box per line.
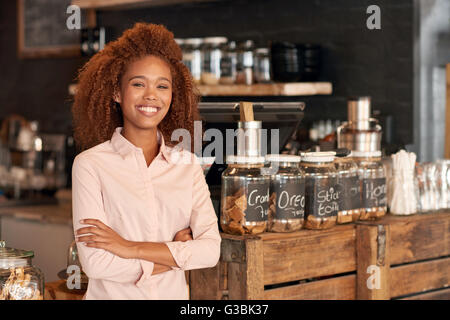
<box><xmin>361</xmin><ymin>177</ymin><xmax>387</xmax><ymax>208</ymax></box>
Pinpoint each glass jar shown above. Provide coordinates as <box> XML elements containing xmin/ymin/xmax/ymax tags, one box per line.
<box><xmin>353</xmin><ymin>151</ymin><xmax>387</xmax><ymax>220</ymax></box>
<box><xmin>254</xmin><ymin>48</ymin><xmax>271</xmax><ymax>83</ymax></box>
<box><xmin>220</xmin><ymin>41</ymin><xmax>237</xmax><ymax>84</ymax></box>
<box><xmin>0</xmin><ymin>241</ymin><xmax>44</xmax><ymax>300</ymax></box>
<box><xmin>335</xmin><ymin>153</ymin><xmax>361</xmax><ymax>223</ymax></box>
<box><xmin>265</xmin><ymin>154</ymin><xmax>305</xmax><ymax>232</ymax></box>
<box><xmin>201</xmin><ymin>37</ymin><xmax>227</xmax><ymax>85</ymax></box>
<box><xmin>236</xmin><ymin>40</ymin><xmax>254</xmax><ymax>85</ymax></box>
<box><xmin>221</xmin><ymin>156</ymin><xmax>269</xmax><ymax>235</ymax></box>
<box><xmin>300</xmin><ymin>152</ymin><xmax>338</xmax><ymax>230</ymax></box>
<box><xmin>183</xmin><ymin>38</ymin><xmax>203</xmax><ymax>85</ymax></box>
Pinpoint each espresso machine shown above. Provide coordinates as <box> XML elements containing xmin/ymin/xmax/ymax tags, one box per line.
<box><xmin>0</xmin><ymin>116</ymin><xmax>67</xmax><ymax>204</ymax></box>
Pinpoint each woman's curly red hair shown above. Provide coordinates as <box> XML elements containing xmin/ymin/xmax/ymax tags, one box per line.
<box><xmin>72</xmin><ymin>23</ymin><xmax>200</xmax><ymax>151</ymax></box>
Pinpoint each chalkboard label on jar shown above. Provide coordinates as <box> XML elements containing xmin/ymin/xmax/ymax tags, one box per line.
<box><xmin>337</xmin><ymin>176</ymin><xmax>361</xmax><ymax>211</ymax></box>
<box><xmin>273</xmin><ymin>181</ymin><xmax>305</xmax><ymax>220</ymax></box>
<box><xmin>305</xmin><ymin>178</ymin><xmax>339</xmax><ymax>218</ymax></box>
<box><xmin>245</xmin><ymin>183</ymin><xmax>270</xmax><ymax>222</ymax></box>
<box><xmin>361</xmin><ymin>178</ymin><xmax>387</xmax><ymax>208</ymax></box>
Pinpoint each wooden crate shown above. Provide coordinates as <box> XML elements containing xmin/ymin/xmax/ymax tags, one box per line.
<box><xmin>189</xmin><ymin>211</ymin><xmax>450</xmax><ymax>300</ymax></box>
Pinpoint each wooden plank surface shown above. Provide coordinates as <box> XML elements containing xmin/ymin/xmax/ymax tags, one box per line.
<box><xmin>356</xmin><ymin>224</ymin><xmax>390</xmax><ymax>300</ymax></box>
<box><xmin>189</xmin><ymin>265</ymin><xmax>222</xmax><ymax>300</ymax></box>
<box><xmin>197</xmin><ymin>82</ymin><xmax>332</xmax><ymax>96</ymax></box>
<box><xmin>390</xmin><ymin>257</ymin><xmax>450</xmax><ymax>298</ymax></box>
<box><xmin>264</xmin><ymin>275</ymin><xmax>356</xmax><ymax>300</ymax></box>
<box><xmin>68</xmin><ymin>82</ymin><xmax>332</xmax><ymax>97</ymax></box>
<box><xmin>260</xmin><ymin>224</ymin><xmax>356</xmax><ymax>285</ymax></box>
<box><xmin>227</xmin><ymin>237</ymin><xmax>264</xmax><ymax>299</ymax></box>
<box><xmin>44</xmin><ymin>280</ymin><xmax>85</xmax><ymax>300</ymax></box>
<box><xmin>72</xmin><ymin>0</ymin><xmax>217</xmax><ymax>10</ymax></box>
<box><xmin>400</xmin><ymin>287</ymin><xmax>450</xmax><ymax>300</ymax></box>
<box><xmin>445</xmin><ymin>63</ymin><xmax>450</xmax><ymax>158</ymax></box>
<box><xmin>384</xmin><ymin>211</ymin><xmax>450</xmax><ymax>265</ymax></box>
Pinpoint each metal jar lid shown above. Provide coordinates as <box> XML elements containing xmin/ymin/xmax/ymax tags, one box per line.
<box><xmin>0</xmin><ymin>241</ymin><xmax>34</xmax><ymax>269</ymax></box>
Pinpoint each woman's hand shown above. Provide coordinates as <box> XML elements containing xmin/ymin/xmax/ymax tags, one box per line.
<box><xmin>173</xmin><ymin>227</ymin><xmax>193</xmax><ymax>242</ymax></box>
<box><xmin>76</xmin><ymin>219</ymin><xmax>137</xmax><ymax>259</ymax></box>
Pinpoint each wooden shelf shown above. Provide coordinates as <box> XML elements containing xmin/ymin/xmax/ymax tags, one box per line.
<box><xmin>68</xmin><ymin>82</ymin><xmax>332</xmax><ymax>97</ymax></box>
<box><xmin>197</xmin><ymin>82</ymin><xmax>332</xmax><ymax>96</ymax></box>
<box><xmin>71</xmin><ymin>0</ymin><xmax>216</xmax><ymax>10</ymax></box>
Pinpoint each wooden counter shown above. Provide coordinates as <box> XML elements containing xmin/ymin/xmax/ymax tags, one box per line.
<box><xmin>0</xmin><ymin>202</ymin><xmax>72</xmax><ymax>225</ymax></box>
<box><xmin>190</xmin><ymin>210</ymin><xmax>450</xmax><ymax>300</ymax></box>
<box><xmin>44</xmin><ymin>280</ymin><xmax>85</xmax><ymax>300</ymax></box>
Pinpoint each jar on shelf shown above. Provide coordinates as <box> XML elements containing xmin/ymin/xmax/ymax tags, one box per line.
<box><xmin>334</xmin><ymin>152</ymin><xmax>361</xmax><ymax>224</ymax></box>
<box><xmin>220</xmin><ymin>41</ymin><xmax>237</xmax><ymax>84</ymax></box>
<box><xmin>0</xmin><ymin>241</ymin><xmax>44</xmax><ymax>300</ymax></box>
<box><xmin>300</xmin><ymin>152</ymin><xmax>338</xmax><ymax>230</ymax></box>
<box><xmin>183</xmin><ymin>38</ymin><xmax>203</xmax><ymax>85</ymax></box>
<box><xmin>201</xmin><ymin>37</ymin><xmax>227</xmax><ymax>85</ymax></box>
<box><xmin>353</xmin><ymin>151</ymin><xmax>387</xmax><ymax>220</ymax></box>
<box><xmin>265</xmin><ymin>154</ymin><xmax>305</xmax><ymax>232</ymax></box>
<box><xmin>254</xmin><ymin>48</ymin><xmax>272</xmax><ymax>83</ymax></box>
<box><xmin>221</xmin><ymin>155</ymin><xmax>269</xmax><ymax>235</ymax></box>
<box><xmin>236</xmin><ymin>40</ymin><xmax>254</xmax><ymax>85</ymax></box>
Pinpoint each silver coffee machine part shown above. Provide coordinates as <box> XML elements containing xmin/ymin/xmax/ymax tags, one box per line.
<box><xmin>337</xmin><ymin>97</ymin><xmax>382</xmax><ymax>152</ymax></box>
<box><xmin>237</xmin><ymin>121</ymin><xmax>262</xmax><ymax>157</ymax></box>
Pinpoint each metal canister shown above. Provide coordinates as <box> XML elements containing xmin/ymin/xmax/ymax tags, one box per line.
<box><xmin>237</xmin><ymin>121</ymin><xmax>262</xmax><ymax>157</ymax></box>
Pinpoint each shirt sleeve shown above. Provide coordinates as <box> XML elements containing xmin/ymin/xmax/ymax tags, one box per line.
<box><xmin>72</xmin><ymin>154</ymin><xmax>154</xmax><ymax>286</ymax></box>
<box><xmin>165</xmin><ymin>161</ymin><xmax>221</xmax><ymax>271</ymax></box>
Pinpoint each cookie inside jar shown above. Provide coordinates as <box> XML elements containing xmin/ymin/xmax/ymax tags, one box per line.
<box><xmin>265</xmin><ymin>154</ymin><xmax>305</xmax><ymax>233</ymax></box>
<box><xmin>0</xmin><ymin>241</ymin><xmax>44</xmax><ymax>300</ymax></box>
<box><xmin>221</xmin><ymin>155</ymin><xmax>269</xmax><ymax>235</ymax></box>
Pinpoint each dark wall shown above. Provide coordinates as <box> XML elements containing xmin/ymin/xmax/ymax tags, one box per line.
<box><xmin>0</xmin><ymin>1</ymin><xmax>84</xmax><ymax>135</ymax></box>
<box><xmin>0</xmin><ymin>0</ymin><xmax>413</xmax><ymax>144</ymax></box>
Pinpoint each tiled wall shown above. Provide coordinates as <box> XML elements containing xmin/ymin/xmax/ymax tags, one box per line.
<box><xmin>98</xmin><ymin>0</ymin><xmax>414</xmax><ymax>145</ymax></box>
<box><xmin>0</xmin><ymin>0</ymin><xmax>414</xmax><ymax>145</ymax></box>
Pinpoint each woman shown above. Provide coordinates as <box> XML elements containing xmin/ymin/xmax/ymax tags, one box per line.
<box><xmin>71</xmin><ymin>23</ymin><xmax>221</xmax><ymax>300</ymax></box>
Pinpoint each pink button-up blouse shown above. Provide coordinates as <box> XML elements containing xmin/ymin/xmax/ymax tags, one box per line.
<box><xmin>72</xmin><ymin>127</ymin><xmax>221</xmax><ymax>299</ymax></box>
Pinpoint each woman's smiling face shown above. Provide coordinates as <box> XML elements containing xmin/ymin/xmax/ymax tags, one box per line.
<box><xmin>115</xmin><ymin>55</ymin><xmax>173</xmax><ymax>132</ymax></box>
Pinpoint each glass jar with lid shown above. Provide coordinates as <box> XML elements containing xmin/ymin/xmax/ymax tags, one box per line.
<box><xmin>265</xmin><ymin>154</ymin><xmax>305</xmax><ymax>232</ymax></box>
<box><xmin>254</xmin><ymin>48</ymin><xmax>272</xmax><ymax>83</ymax></box>
<box><xmin>353</xmin><ymin>150</ymin><xmax>387</xmax><ymax>220</ymax></box>
<box><xmin>221</xmin><ymin>155</ymin><xmax>269</xmax><ymax>235</ymax></box>
<box><xmin>0</xmin><ymin>241</ymin><xmax>44</xmax><ymax>300</ymax></box>
<box><xmin>300</xmin><ymin>152</ymin><xmax>338</xmax><ymax>230</ymax></box>
<box><xmin>236</xmin><ymin>40</ymin><xmax>255</xmax><ymax>85</ymax></box>
<box><xmin>335</xmin><ymin>151</ymin><xmax>361</xmax><ymax>223</ymax></box>
<box><xmin>183</xmin><ymin>38</ymin><xmax>203</xmax><ymax>85</ymax></box>
<box><xmin>201</xmin><ymin>37</ymin><xmax>228</xmax><ymax>85</ymax></box>
<box><xmin>220</xmin><ymin>41</ymin><xmax>237</xmax><ymax>84</ymax></box>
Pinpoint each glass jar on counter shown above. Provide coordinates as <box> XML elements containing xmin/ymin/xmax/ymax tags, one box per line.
<box><xmin>353</xmin><ymin>151</ymin><xmax>387</xmax><ymax>220</ymax></box>
<box><xmin>0</xmin><ymin>241</ymin><xmax>44</xmax><ymax>300</ymax></box>
<box><xmin>201</xmin><ymin>37</ymin><xmax>227</xmax><ymax>85</ymax></box>
<box><xmin>236</xmin><ymin>40</ymin><xmax>254</xmax><ymax>85</ymax></box>
<box><xmin>335</xmin><ymin>152</ymin><xmax>361</xmax><ymax>224</ymax></box>
<box><xmin>183</xmin><ymin>38</ymin><xmax>203</xmax><ymax>85</ymax></box>
<box><xmin>221</xmin><ymin>156</ymin><xmax>269</xmax><ymax>235</ymax></box>
<box><xmin>220</xmin><ymin>41</ymin><xmax>237</xmax><ymax>84</ymax></box>
<box><xmin>300</xmin><ymin>152</ymin><xmax>338</xmax><ymax>230</ymax></box>
<box><xmin>265</xmin><ymin>154</ymin><xmax>305</xmax><ymax>232</ymax></box>
<box><xmin>254</xmin><ymin>48</ymin><xmax>272</xmax><ymax>83</ymax></box>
